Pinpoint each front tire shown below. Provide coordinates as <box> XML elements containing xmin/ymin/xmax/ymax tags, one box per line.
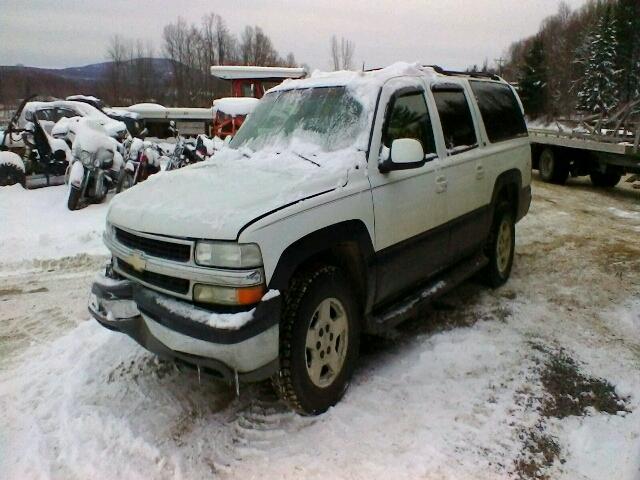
<box><xmin>116</xmin><ymin>170</ymin><xmax>134</xmax><ymax>193</ymax></box>
<box><xmin>539</xmin><ymin>148</ymin><xmax>569</xmax><ymax>184</ymax></box>
<box><xmin>67</xmin><ymin>185</ymin><xmax>81</xmax><ymax>210</ymax></box>
<box><xmin>273</xmin><ymin>265</ymin><xmax>361</xmax><ymax>415</ymax></box>
<box><xmin>483</xmin><ymin>202</ymin><xmax>515</xmax><ymax>288</ymax></box>
<box><xmin>590</xmin><ymin>171</ymin><xmax>621</xmax><ymax>188</ymax></box>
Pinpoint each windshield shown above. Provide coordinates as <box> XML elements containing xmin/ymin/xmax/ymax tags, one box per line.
<box><xmin>230</xmin><ymin>86</ymin><xmax>365</xmax><ymax>152</ymax></box>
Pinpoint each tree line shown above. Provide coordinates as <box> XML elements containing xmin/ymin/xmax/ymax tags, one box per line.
<box><xmin>105</xmin><ymin>13</ymin><xmax>300</xmax><ymax>107</ymax></box>
<box><xmin>503</xmin><ymin>0</ymin><xmax>639</xmax><ymax>120</ymax></box>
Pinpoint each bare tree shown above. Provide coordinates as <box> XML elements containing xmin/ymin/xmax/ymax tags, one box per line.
<box><xmin>106</xmin><ymin>35</ymin><xmax>129</xmax><ymax>103</ymax></box>
<box><xmin>330</xmin><ymin>35</ymin><xmax>355</xmax><ymax>70</ymax></box>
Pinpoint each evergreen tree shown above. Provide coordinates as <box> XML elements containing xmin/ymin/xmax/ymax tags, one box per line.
<box><xmin>614</xmin><ymin>0</ymin><xmax>640</xmax><ymax>103</ymax></box>
<box><xmin>576</xmin><ymin>7</ymin><xmax>619</xmax><ymax>114</ymax></box>
<box><xmin>518</xmin><ymin>37</ymin><xmax>548</xmax><ymax>118</ymax></box>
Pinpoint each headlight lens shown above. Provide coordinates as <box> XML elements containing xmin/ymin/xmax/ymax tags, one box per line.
<box><xmin>195</xmin><ymin>242</ymin><xmax>262</xmax><ymax>268</ymax></box>
<box><xmin>80</xmin><ymin>150</ymin><xmax>92</xmax><ymax>166</ymax></box>
<box><xmin>193</xmin><ymin>284</ymin><xmax>265</xmax><ymax>306</ymax></box>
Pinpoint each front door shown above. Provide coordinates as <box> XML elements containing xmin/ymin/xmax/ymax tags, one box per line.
<box><xmin>368</xmin><ymin>78</ymin><xmax>448</xmax><ymax>305</ymax></box>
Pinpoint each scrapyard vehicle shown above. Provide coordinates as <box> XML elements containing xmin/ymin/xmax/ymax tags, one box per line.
<box><xmin>89</xmin><ymin>62</ymin><xmax>531</xmax><ymax>415</ymax></box>
<box><xmin>66</xmin><ymin>95</ymin><xmax>146</xmax><ymax>137</ymax></box>
<box><xmin>66</xmin><ymin>119</ymin><xmax>124</xmax><ymax>210</ymax></box>
<box><xmin>0</xmin><ymin>96</ymin><xmax>71</xmax><ymax>188</ymax></box>
<box><xmin>115</xmin><ymin>134</ymin><xmax>163</xmax><ymax>193</ymax></box>
<box><xmin>209</xmin><ymin>66</ymin><xmax>306</xmax><ymax>139</ymax></box>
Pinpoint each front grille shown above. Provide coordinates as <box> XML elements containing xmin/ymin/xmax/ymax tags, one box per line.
<box><xmin>118</xmin><ymin>259</ymin><xmax>190</xmax><ymax>295</ymax></box>
<box><xmin>115</xmin><ymin>228</ymin><xmax>191</xmax><ymax>262</ymax></box>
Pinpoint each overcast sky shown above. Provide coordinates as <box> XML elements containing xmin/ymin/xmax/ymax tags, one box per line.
<box><xmin>1</xmin><ymin>0</ymin><xmax>590</xmax><ymax>71</ymax></box>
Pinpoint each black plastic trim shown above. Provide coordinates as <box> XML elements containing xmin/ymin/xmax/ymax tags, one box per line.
<box><xmin>133</xmin><ymin>285</ymin><xmax>281</xmax><ymax>345</ymax></box>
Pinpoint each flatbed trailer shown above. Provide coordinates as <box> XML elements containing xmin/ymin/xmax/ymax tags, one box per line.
<box><xmin>529</xmin><ymin>127</ymin><xmax>640</xmax><ymax>188</ymax></box>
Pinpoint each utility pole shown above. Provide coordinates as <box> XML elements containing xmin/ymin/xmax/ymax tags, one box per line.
<box><xmin>494</xmin><ymin>57</ymin><xmax>505</xmax><ymax>77</ymax></box>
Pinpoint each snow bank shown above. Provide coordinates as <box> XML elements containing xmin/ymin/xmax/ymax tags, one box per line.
<box><xmin>213</xmin><ymin>97</ymin><xmax>259</xmax><ymax>117</ymax></box>
<box><xmin>0</xmin><ymin>184</ymin><xmax>109</xmax><ymax>266</ymax></box>
<box><xmin>0</xmin><ymin>151</ymin><xmax>25</xmax><ymax>172</ymax></box>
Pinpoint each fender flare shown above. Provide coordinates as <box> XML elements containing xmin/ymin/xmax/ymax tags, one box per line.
<box><xmin>268</xmin><ymin>220</ymin><xmax>376</xmax><ymax>311</ymax></box>
<box><xmin>489</xmin><ymin>169</ymin><xmax>523</xmax><ymax>223</ymax></box>
<box><xmin>69</xmin><ymin>161</ymin><xmax>85</xmax><ymax>187</ymax></box>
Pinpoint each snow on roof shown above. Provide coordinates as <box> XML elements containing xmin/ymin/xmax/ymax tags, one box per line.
<box><xmin>128</xmin><ymin>103</ymin><xmax>167</xmax><ymax>111</ymax></box>
<box><xmin>66</xmin><ymin>95</ymin><xmax>101</xmax><ymax>103</ymax></box>
<box><xmin>269</xmin><ymin>62</ymin><xmax>434</xmax><ymax>94</ymax></box>
<box><xmin>210</xmin><ymin>65</ymin><xmax>306</xmax><ymax>80</ymax></box>
<box><xmin>213</xmin><ymin>97</ymin><xmax>259</xmax><ymax>116</ymax></box>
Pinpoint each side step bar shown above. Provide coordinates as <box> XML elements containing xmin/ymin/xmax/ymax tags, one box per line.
<box><xmin>367</xmin><ymin>253</ymin><xmax>488</xmax><ymax>335</ymax></box>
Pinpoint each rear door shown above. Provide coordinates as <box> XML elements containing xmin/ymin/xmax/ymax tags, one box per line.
<box><xmin>368</xmin><ymin>77</ymin><xmax>447</xmax><ymax>305</ymax></box>
<box><xmin>430</xmin><ymin>82</ymin><xmax>488</xmax><ymax>261</ymax></box>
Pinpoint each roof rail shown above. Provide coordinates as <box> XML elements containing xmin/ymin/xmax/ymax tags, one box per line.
<box><xmin>425</xmin><ymin>65</ymin><xmax>501</xmax><ymax>81</ymax></box>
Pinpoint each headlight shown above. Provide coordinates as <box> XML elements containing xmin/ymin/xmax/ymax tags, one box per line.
<box><xmin>195</xmin><ymin>241</ymin><xmax>262</xmax><ymax>268</ymax></box>
<box><xmin>80</xmin><ymin>150</ymin><xmax>92</xmax><ymax>166</ymax></box>
<box><xmin>193</xmin><ymin>284</ymin><xmax>265</xmax><ymax>306</ymax></box>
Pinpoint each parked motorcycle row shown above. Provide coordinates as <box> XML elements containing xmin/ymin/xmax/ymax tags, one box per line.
<box><xmin>0</xmin><ymin>97</ymin><xmax>223</xmax><ymax>211</ymax></box>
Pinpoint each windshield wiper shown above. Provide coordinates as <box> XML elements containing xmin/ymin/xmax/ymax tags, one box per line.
<box><xmin>292</xmin><ymin>151</ymin><xmax>320</xmax><ymax>167</ymax></box>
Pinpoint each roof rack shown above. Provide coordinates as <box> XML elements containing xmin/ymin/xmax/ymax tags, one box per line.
<box><xmin>425</xmin><ymin>65</ymin><xmax>501</xmax><ymax>81</ymax></box>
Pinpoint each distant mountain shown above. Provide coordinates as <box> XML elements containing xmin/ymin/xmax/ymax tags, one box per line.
<box><xmin>0</xmin><ymin>59</ymin><xmax>177</xmax><ymax>107</ymax></box>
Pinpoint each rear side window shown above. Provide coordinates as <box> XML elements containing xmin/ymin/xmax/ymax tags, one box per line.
<box><xmin>432</xmin><ymin>89</ymin><xmax>477</xmax><ymax>153</ymax></box>
<box><xmin>383</xmin><ymin>92</ymin><xmax>436</xmax><ymax>156</ymax></box>
<box><xmin>470</xmin><ymin>81</ymin><xmax>527</xmax><ymax>143</ymax></box>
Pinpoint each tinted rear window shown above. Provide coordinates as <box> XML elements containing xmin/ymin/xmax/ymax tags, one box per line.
<box><xmin>432</xmin><ymin>89</ymin><xmax>478</xmax><ymax>152</ymax></box>
<box><xmin>470</xmin><ymin>81</ymin><xmax>527</xmax><ymax>143</ymax></box>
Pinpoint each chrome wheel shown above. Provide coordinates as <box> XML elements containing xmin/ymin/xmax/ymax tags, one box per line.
<box><xmin>305</xmin><ymin>297</ymin><xmax>349</xmax><ymax>388</ymax></box>
<box><xmin>496</xmin><ymin>218</ymin><xmax>513</xmax><ymax>275</ymax></box>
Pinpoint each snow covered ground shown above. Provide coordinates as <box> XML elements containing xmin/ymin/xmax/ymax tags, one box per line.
<box><xmin>0</xmin><ymin>175</ymin><xmax>639</xmax><ymax>479</ymax></box>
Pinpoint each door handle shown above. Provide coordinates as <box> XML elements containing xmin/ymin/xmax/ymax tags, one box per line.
<box><xmin>436</xmin><ymin>176</ymin><xmax>448</xmax><ymax>193</ymax></box>
<box><xmin>476</xmin><ymin>165</ymin><xmax>485</xmax><ymax>179</ymax></box>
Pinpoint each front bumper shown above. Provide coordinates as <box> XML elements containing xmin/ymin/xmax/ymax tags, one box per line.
<box><xmin>89</xmin><ymin>274</ymin><xmax>281</xmax><ymax>382</ymax></box>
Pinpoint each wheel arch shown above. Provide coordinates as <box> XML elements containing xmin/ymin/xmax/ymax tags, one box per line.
<box><xmin>490</xmin><ymin>169</ymin><xmax>522</xmax><ymax>223</ymax></box>
<box><xmin>268</xmin><ymin>220</ymin><xmax>376</xmax><ymax>315</ymax></box>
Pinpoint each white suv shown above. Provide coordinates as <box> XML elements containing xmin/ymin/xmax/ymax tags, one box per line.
<box><xmin>89</xmin><ymin>62</ymin><xmax>531</xmax><ymax>414</ymax></box>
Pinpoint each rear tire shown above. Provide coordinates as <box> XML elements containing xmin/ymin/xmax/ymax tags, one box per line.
<box><xmin>0</xmin><ymin>163</ymin><xmax>26</xmax><ymax>187</ymax></box>
<box><xmin>67</xmin><ymin>185</ymin><xmax>81</xmax><ymax>210</ymax></box>
<box><xmin>590</xmin><ymin>171</ymin><xmax>621</xmax><ymax>188</ymax></box>
<box><xmin>273</xmin><ymin>265</ymin><xmax>361</xmax><ymax>415</ymax></box>
<box><xmin>482</xmin><ymin>202</ymin><xmax>515</xmax><ymax>288</ymax></box>
<box><xmin>538</xmin><ymin>148</ymin><xmax>569</xmax><ymax>185</ymax></box>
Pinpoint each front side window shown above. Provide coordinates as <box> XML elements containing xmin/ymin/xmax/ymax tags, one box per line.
<box><xmin>433</xmin><ymin>89</ymin><xmax>478</xmax><ymax>153</ymax></box>
<box><xmin>383</xmin><ymin>92</ymin><xmax>436</xmax><ymax>156</ymax></box>
<box><xmin>470</xmin><ymin>81</ymin><xmax>527</xmax><ymax>143</ymax></box>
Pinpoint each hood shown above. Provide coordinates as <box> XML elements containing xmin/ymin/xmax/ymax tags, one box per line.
<box><xmin>108</xmin><ymin>148</ymin><xmax>362</xmax><ymax>240</ymax></box>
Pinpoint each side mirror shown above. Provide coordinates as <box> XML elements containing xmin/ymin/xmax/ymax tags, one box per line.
<box><xmin>379</xmin><ymin>138</ymin><xmax>426</xmax><ymax>173</ymax></box>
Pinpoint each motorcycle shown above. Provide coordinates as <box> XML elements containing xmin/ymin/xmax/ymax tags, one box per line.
<box><xmin>66</xmin><ymin>120</ymin><xmax>123</xmax><ymax>210</ymax></box>
<box><xmin>116</xmin><ymin>133</ymin><xmax>164</xmax><ymax>193</ymax></box>
<box><xmin>165</xmin><ymin>122</ymin><xmax>203</xmax><ymax>171</ymax></box>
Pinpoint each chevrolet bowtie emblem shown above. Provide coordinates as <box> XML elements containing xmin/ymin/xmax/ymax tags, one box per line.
<box><xmin>128</xmin><ymin>251</ymin><xmax>147</xmax><ymax>272</ymax></box>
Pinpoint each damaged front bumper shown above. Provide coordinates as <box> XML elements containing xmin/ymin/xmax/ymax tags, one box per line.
<box><xmin>88</xmin><ymin>273</ymin><xmax>281</xmax><ymax>383</ymax></box>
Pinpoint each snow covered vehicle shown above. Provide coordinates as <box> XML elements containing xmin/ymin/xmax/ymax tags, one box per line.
<box><xmin>66</xmin><ymin>120</ymin><xmax>124</xmax><ymax>210</ymax></box>
<box><xmin>116</xmin><ymin>136</ymin><xmax>163</xmax><ymax>193</ymax></box>
<box><xmin>66</xmin><ymin>95</ymin><xmax>146</xmax><ymax>137</ymax></box>
<box><xmin>89</xmin><ymin>63</ymin><xmax>531</xmax><ymax>414</ymax></box>
<box><xmin>0</xmin><ymin>97</ymin><xmax>71</xmax><ymax>188</ymax></box>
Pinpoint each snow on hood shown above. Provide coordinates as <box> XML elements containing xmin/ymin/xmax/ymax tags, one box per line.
<box><xmin>108</xmin><ymin>145</ymin><xmax>364</xmax><ymax>240</ymax></box>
